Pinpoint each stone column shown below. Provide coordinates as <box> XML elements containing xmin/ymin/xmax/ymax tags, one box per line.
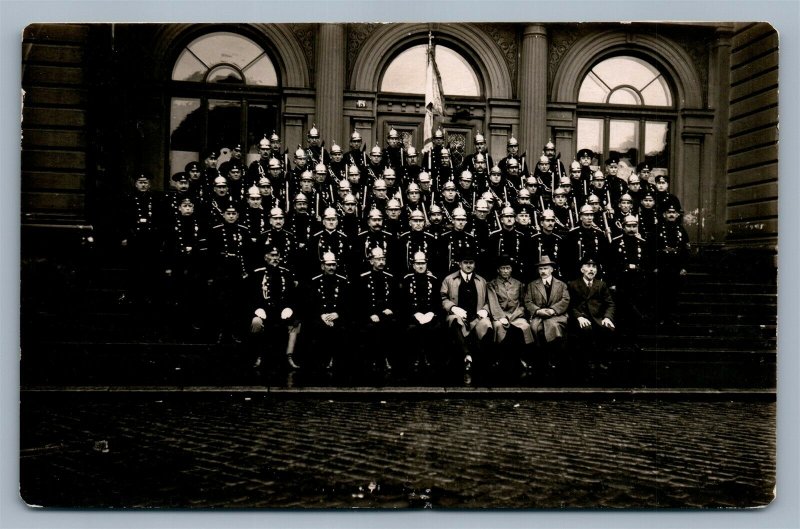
<box><xmin>315</xmin><ymin>24</ymin><xmax>345</xmax><ymax>148</ymax></box>
<box><xmin>519</xmin><ymin>24</ymin><xmax>548</xmax><ymax>160</ymax></box>
<box><xmin>705</xmin><ymin>25</ymin><xmax>734</xmax><ymax>244</ymax></box>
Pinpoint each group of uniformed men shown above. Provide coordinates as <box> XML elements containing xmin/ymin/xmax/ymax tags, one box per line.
<box><xmin>119</xmin><ymin>124</ymin><xmax>690</xmax><ymax>375</ymax></box>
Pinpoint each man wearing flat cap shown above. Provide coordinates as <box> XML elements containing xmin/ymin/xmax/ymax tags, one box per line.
<box><xmin>524</xmin><ymin>255</ymin><xmax>570</xmax><ymax>369</ymax></box>
<box><xmin>487</xmin><ymin>255</ymin><xmax>533</xmax><ymax>371</ymax></box>
<box><xmin>440</xmin><ymin>249</ymin><xmax>493</xmax><ymax>372</ymax></box>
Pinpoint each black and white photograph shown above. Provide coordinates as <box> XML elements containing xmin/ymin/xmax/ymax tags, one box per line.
<box><xmin>16</xmin><ymin>17</ymin><xmax>781</xmax><ymax>513</ymax></box>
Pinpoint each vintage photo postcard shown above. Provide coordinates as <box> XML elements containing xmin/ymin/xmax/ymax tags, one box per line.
<box><xmin>19</xmin><ymin>21</ymin><xmax>777</xmax><ymax>509</ymax></box>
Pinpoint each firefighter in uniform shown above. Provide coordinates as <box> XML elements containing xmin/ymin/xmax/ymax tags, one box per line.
<box><xmin>397</xmin><ymin>209</ymin><xmax>437</xmax><ymax>276</ymax></box>
<box><xmin>303</xmin><ymin>251</ymin><xmax>351</xmax><ymax>370</ymax></box>
<box><xmin>247</xmin><ymin>135</ymin><xmax>273</xmax><ymax>187</ymax></box>
<box><xmin>309</xmin><ymin>207</ymin><xmax>352</xmax><ymax>279</ymax></box>
<box><xmin>356</xmin><ymin>208</ymin><xmax>396</xmax><ymax>274</ymax></box>
<box><xmin>305</xmin><ymin>124</ymin><xmax>331</xmax><ymax>166</ymax></box>
<box><xmin>653</xmin><ymin>204</ymin><xmax>690</xmax><ymax>326</ymax></box>
<box><xmin>488</xmin><ymin>206</ymin><xmax>528</xmax><ymax>281</ymax></box>
<box><xmin>258</xmin><ymin>207</ymin><xmax>298</xmax><ymax>272</ymax></box>
<box><xmin>163</xmin><ymin>195</ymin><xmax>207</xmax><ymax>332</ymax></box>
<box><xmin>610</xmin><ymin>214</ymin><xmax>653</xmax><ymax>341</ymax></box>
<box><xmin>347</xmin><ymin>129</ymin><xmax>367</xmax><ymax>173</ymax></box>
<box><xmin>437</xmin><ymin>207</ymin><xmax>478</xmax><ymax>279</ymax></box>
<box><xmin>529</xmin><ymin>209</ymin><xmax>563</xmax><ymax>276</ymax></box>
<box><xmin>382</xmin><ymin>126</ymin><xmax>405</xmax><ymax>170</ymax></box>
<box><xmin>400</xmin><ymin>251</ymin><xmax>442</xmax><ymax>371</ymax></box>
<box><xmin>207</xmin><ymin>204</ymin><xmax>253</xmax><ymax>344</ymax></box>
<box><xmin>358</xmin><ymin>247</ymin><xmax>399</xmax><ymax>372</ymax></box>
<box><xmin>249</xmin><ymin>243</ymin><xmax>301</xmax><ymax>371</ymax></box>
<box><xmin>120</xmin><ymin>172</ymin><xmax>164</xmax><ymax>305</ymax></box>
<box><xmin>564</xmin><ymin>204</ymin><xmax>609</xmax><ymax>280</ymax></box>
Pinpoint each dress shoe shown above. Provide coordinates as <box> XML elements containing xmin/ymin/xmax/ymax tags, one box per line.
<box><xmin>464</xmin><ymin>355</ymin><xmax>473</xmax><ymax>372</ymax></box>
<box><xmin>287</xmin><ymin>355</ymin><xmax>301</xmax><ymax>370</ymax></box>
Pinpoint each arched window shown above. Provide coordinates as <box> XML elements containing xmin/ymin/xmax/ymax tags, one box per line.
<box><xmin>575</xmin><ymin>55</ymin><xmax>674</xmax><ymax>178</ymax></box>
<box><xmin>380</xmin><ymin>44</ymin><xmax>480</xmax><ymax>97</ymax></box>
<box><xmin>168</xmin><ymin>31</ymin><xmax>280</xmax><ymax>179</ymax></box>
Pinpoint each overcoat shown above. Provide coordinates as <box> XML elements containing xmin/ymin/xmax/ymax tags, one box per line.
<box><xmin>524</xmin><ymin>278</ymin><xmax>570</xmax><ymax>343</ymax></box>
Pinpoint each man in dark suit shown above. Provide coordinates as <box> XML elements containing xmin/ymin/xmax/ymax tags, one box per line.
<box><xmin>524</xmin><ymin>255</ymin><xmax>570</xmax><ymax>370</ymax></box>
<box><xmin>567</xmin><ymin>255</ymin><xmax>616</xmax><ymax>369</ymax></box>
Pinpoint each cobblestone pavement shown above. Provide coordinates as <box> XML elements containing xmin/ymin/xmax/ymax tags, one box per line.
<box><xmin>20</xmin><ymin>394</ymin><xmax>775</xmax><ymax>509</ymax></box>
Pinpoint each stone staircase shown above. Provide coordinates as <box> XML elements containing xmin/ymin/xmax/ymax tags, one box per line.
<box><xmin>21</xmin><ymin>248</ymin><xmax>777</xmax><ymax>390</ymax></box>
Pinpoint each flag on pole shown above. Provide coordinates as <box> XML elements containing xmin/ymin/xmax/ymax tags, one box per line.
<box><xmin>422</xmin><ymin>32</ymin><xmax>445</xmax><ymax>153</ymax></box>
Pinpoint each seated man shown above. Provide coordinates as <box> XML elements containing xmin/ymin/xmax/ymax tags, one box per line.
<box><xmin>399</xmin><ymin>251</ymin><xmax>442</xmax><ymax>371</ymax></box>
<box><xmin>440</xmin><ymin>249</ymin><xmax>494</xmax><ymax>372</ymax></box>
<box><xmin>567</xmin><ymin>255</ymin><xmax>616</xmax><ymax>370</ymax></box>
<box><xmin>487</xmin><ymin>255</ymin><xmax>533</xmax><ymax>371</ymax></box>
<box><xmin>249</xmin><ymin>244</ymin><xmax>300</xmax><ymax>371</ymax></box>
<box><xmin>524</xmin><ymin>255</ymin><xmax>570</xmax><ymax>369</ymax></box>
<box><xmin>358</xmin><ymin>247</ymin><xmax>398</xmax><ymax>372</ymax></box>
<box><xmin>302</xmin><ymin>251</ymin><xmax>351</xmax><ymax>370</ymax></box>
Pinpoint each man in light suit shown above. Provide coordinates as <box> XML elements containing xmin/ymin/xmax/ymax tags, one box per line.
<box><xmin>567</xmin><ymin>254</ymin><xmax>616</xmax><ymax>369</ymax></box>
<box><xmin>487</xmin><ymin>255</ymin><xmax>533</xmax><ymax>371</ymax></box>
<box><xmin>440</xmin><ymin>249</ymin><xmax>494</xmax><ymax>372</ymax></box>
<box><xmin>524</xmin><ymin>255</ymin><xmax>570</xmax><ymax>370</ymax></box>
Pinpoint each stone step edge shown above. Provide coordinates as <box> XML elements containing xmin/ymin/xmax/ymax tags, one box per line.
<box><xmin>20</xmin><ymin>385</ymin><xmax>776</xmax><ymax>399</ymax></box>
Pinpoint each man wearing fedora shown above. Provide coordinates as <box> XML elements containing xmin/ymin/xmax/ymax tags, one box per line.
<box><xmin>524</xmin><ymin>255</ymin><xmax>571</xmax><ymax>370</ymax></box>
<box><xmin>567</xmin><ymin>254</ymin><xmax>616</xmax><ymax>370</ymax></box>
<box><xmin>440</xmin><ymin>249</ymin><xmax>494</xmax><ymax>372</ymax></box>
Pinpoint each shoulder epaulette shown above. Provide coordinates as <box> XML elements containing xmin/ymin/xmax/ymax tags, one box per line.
<box><xmin>336</xmin><ymin>230</ymin><xmax>348</xmax><ymax>237</ymax></box>
<box><xmin>312</xmin><ymin>230</ymin><xmax>324</xmax><ymax>237</ymax></box>
<box><xmin>441</xmin><ymin>230</ymin><xmax>453</xmax><ymax>236</ymax></box>
<box><xmin>400</xmin><ymin>231</ymin><xmax>411</xmax><ymax>238</ymax></box>
<box><xmin>382</xmin><ymin>271</ymin><xmax>394</xmax><ymax>278</ymax></box>
<box><xmin>357</xmin><ymin>230</ymin><xmax>369</xmax><ymax>237</ymax></box>
<box><xmin>253</xmin><ymin>267</ymin><xmax>266</xmax><ymax>272</ymax></box>
<box><xmin>384</xmin><ymin>230</ymin><xmax>394</xmax><ymax>236</ymax></box>
<box><xmin>212</xmin><ymin>224</ymin><xmax>224</xmax><ymax>229</ymax></box>
<box><xmin>427</xmin><ymin>272</ymin><xmax>439</xmax><ymax>280</ymax></box>
<box><xmin>611</xmin><ymin>235</ymin><xmax>623</xmax><ymax>242</ymax></box>
<box><xmin>278</xmin><ymin>266</ymin><xmax>291</xmax><ymax>273</ymax></box>
<box><xmin>569</xmin><ymin>226</ymin><xmax>580</xmax><ymax>232</ymax></box>
<box><xmin>360</xmin><ymin>271</ymin><xmax>371</xmax><ymax>277</ymax></box>
<box><xmin>311</xmin><ymin>274</ymin><xmax>323</xmax><ymax>281</ymax></box>
<box><xmin>489</xmin><ymin>229</ymin><xmax>502</xmax><ymax>236</ymax></box>
<box><xmin>335</xmin><ymin>274</ymin><xmax>349</xmax><ymax>280</ymax></box>
<box><xmin>403</xmin><ymin>273</ymin><xmax>414</xmax><ymax>279</ymax></box>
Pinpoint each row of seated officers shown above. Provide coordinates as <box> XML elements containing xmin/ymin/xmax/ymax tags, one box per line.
<box><xmin>120</xmin><ymin>168</ymin><xmax>690</xmax><ymax>373</ymax></box>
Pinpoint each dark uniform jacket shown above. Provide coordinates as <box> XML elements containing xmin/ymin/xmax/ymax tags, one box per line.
<box><xmin>358</xmin><ymin>269</ymin><xmax>397</xmax><ymax>319</ymax></box>
<box><xmin>402</xmin><ymin>271</ymin><xmax>441</xmax><ymax>321</ymax></box>
<box><xmin>251</xmin><ymin>264</ymin><xmax>296</xmax><ymax>320</ymax></box>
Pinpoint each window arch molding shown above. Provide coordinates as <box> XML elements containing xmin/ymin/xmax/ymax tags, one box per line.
<box><xmin>155</xmin><ymin>23</ymin><xmax>310</xmax><ymax>88</ymax></box>
<box><xmin>350</xmin><ymin>23</ymin><xmax>512</xmax><ymax>99</ymax></box>
<box><xmin>551</xmin><ymin>30</ymin><xmax>702</xmax><ymax>108</ymax></box>
<box><xmin>378</xmin><ymin>37</ymin><xmax>485</xmax><ymax>98</ymax></box>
